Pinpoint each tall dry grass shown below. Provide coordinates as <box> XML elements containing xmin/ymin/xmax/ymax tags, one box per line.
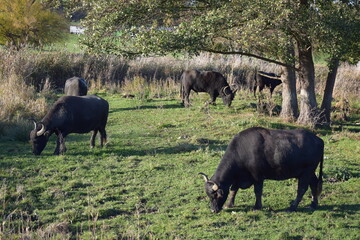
<box><xmin>315</xmin><ymin>63</ymin><xmax>360</xmax><ymax>99</ymax></box>
<box><xmin>334</xmin><ymin>63</ymin><xmax>360</xmax><ymax>98</ymax></box>
<box><xmin>0</xmin><ymin>75</ymin><xmax>47</xmax><ymax>121</ymax></box>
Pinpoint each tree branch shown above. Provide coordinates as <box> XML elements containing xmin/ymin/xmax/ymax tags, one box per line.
<box><xmin>202</xmin><ymin>48</ymin><xmax>300</xmax><ymax>71</ymax></box>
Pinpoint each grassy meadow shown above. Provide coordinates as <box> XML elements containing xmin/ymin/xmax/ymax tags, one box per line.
<box><xmin>0</xmin><ymin>34</ymin><xmax>359</xmax><ymax>239</ymax></box>
<box><xmin>1</xmin><ymin>90</ymin><xmax>359</xmax><ymax>239</ymax></box>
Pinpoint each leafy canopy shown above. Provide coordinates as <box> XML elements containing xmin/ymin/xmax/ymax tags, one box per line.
<box><xmin>43</xmin><ymin>0</ymin><xmax>359</xmax><ymax>67</ymax></box>
<box><xmin>0</xmin><ymin>0</ymin><xmax>68</xmax><ymax>48</ymax></box>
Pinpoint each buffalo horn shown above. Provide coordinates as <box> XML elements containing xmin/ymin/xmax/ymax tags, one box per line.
<box><xmin>211</xmin><ymin>182</ymin><xmax>219</xmax><ymax>191</ymax></box>
<box><xmin>31</xmin><ymin>119</ymin><xmax>37</xmax><ymax>130</ymax></box>
<box><xmin>222</xmin><ymin>86</ymin><xmax>230</xmax><ymax>95</ymax></box>
<box><xmin>198</xmin><ymin>172</ymin><xmax>209</xmax><ymax>182</ymax></box>
<box><xmin>231</xmin><ymin>84</ymin><xmax>238</xmax><ymax>93</ymax></box>
<box><xmin>36</xmin><ymin>123</ymin><xmax>46</xmax><ymax>136</ymax></box>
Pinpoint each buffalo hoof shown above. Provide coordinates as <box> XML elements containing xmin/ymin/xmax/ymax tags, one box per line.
<box><xmin>287</xmin><ymin>206</ymin><xmax>297</xmax><ymax>212</ymax></box>
<box><xmin>253</xmin><ymin>206</ymin><xmax>262</xmax><ymax>211</ymax></box>
<box><xmin>224</xmin><ymin>203</ymin><xmax>234</xmax><ymax>209</ymax></box>
<box><xmin>55</xmin><ymin>149</ymin><xmax>66</xmax><ymax>155</ymax></box>
<box><xmin>310</xmin><ymin>201</ymin><xmax>318</xmax><ymax>209</ymax></box>
<box><xmin>54</xmin><ymin>151</ymin><xmax>66</xmax><ymax>155</ymax></box>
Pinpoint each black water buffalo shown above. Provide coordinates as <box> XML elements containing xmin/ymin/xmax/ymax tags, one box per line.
<box><xmin>199</xmin><ymin>127</ymin><xmax>324</xmax><ymax>213</ymax></box>
<box><xmin>180</xmin><ymin>70</ymin><xmax>236</xmax><ymax>107</ymax></box>
<box><xmin>64</xmin><ymin>76</ymin><xmax>88</xmax><ymax>96</ymax></box>
<box><xmin>30</xmin><ymin>95</ymin><xmax>109</xmax><ymax>155</ymax></box>
<box><xmin>253</xmin><ymin>71</ymin><xmax>282</xmax><ymax>97</ymax></box>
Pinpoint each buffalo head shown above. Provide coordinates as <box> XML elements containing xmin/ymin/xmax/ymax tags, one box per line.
<box><xmin>220</xmin><ymin>85</ymin><xmax>237</xmax><ymax>107</ymax></box>
<box><xmin>199</xmin><ymin>172</ymin><xmax>229</xmax><ymax>213</ymax></box>
<box><xmin>30</xmin><ymin>120</ymin><xmax>49</xmax><ymax>155</ymax></box>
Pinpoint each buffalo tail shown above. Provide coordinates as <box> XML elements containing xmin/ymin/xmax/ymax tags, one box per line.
<box><xmin>317</xmin><ymin>150</ymin><xmax>324</xmax><ymax>197</ymax></box>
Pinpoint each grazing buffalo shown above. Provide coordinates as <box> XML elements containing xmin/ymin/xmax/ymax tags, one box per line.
<box><xmin>64</xmin><ymin>77</ymin><xmax>88</xmax><ymax>96</ymax></box>
<box><xmin>253</xmin><ymin>71</ymin><xmax>282</xmax><ymax>97</ymax></box>
<box><xmin>199</xmin><ymin>127</ymin><xmax>324</xmax><ymax>213</ymax></box>
<box><xmin>30</xmin><ymin>95</ymin><xmax>109</xmax><ymax>155</ymax></box>
<box><xmin>180</xmin><ymin>70</ymin><xmax>236</xmax><ymax>107</ymax></box>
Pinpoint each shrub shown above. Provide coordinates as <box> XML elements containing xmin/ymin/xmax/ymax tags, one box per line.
<box><xmin>0</xmin><ymin>120</ymin><xmax>33</xmax><ymax>142</ymax></box>
<box><xmin>0</xmin><ymin>74</ymin><xmax>47</xmax><ymax>122</ymax></box>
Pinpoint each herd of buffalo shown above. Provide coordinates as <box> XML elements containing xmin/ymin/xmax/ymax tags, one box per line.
<box><xmin>29</xmin><ymin>71</ymin><xmax>324</xmax><ymax>213</ymax></box>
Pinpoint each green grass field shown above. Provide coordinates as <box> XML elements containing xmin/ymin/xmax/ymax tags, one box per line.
<box><xmin>1</xmin><ymin>92</ymin><xmax>359</xmax><ymax>239</ymax></box>
<box><xmin>42</xmin><ymin>34</ymin><xmax>85</xmax><ymax>53</ymax></box>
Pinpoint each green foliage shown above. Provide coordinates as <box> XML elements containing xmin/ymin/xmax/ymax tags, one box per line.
<box><xmin>0</xmin><ymin>93</ymin><xmax>359</xmax><ymax>239</ymax></box>
<box><xmin>53</xmin><ymin>0</ymin><xmax>360</xmax><ymax>66</ymax></box>
<box><xmin>312</xmin><ymin>1</ymin><xmax>360</xmax><ymax>64</ymax></box>
<box><xmin>0</xmin><ymin>0</ymin><xmax>68</xmax><ymax>49</ymax></box>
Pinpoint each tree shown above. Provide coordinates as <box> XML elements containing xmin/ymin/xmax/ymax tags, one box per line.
<box><xmin>317</xmin><ymin>1</ymin><xmax>360</xmax><ymax>125</ymax></box>
<box><xmin>280</xmin><ymin>41</ymin><xmax>299</xmax><ymax>121</ymax></box>
<box><xmin>0</xmin><ymin>0</ymin><xmax>68</xmax><ymax>49</ymax></box>
<box><xmin>55</xmin><ymin>0</ymin><xmax>359</xmax><ymax>126</ymax></box>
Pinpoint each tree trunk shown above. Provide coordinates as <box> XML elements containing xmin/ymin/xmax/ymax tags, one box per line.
<box><xmin>296</xmin><ymin>45</ymin><xmax>318</xmax><ymax>126</ymax></box>
<box><xmin>280</xmin><ymin>65</ymin><xmax>298</xmax><ymax>121</ymax></box>
<box><xmin>320</xmin><ymin>57</ymin><xmax>340</xmax><ymax>125</ymax></box>
<box><xmin>280</xmin><ymin>41</ymin><xmax>298</xmax><ymax>120</ymax></box>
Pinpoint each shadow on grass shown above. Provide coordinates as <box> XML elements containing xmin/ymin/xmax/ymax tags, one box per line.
<box><xmin>331</xmin><ymin>123</ymin><xmax>360</xmax><ymax>133</ymax></box>
<box><xmin>70</xmin><ymin>141</ymin><xmax>227</xmax><ymax>158</ymax></box>
<box><xmin>110</xmin><ymin>103</ymin><xmax>183</xmax><ymax>113</ymax></box>
<box><xmin>0</xmin><ymin>134</ymin><xmax>228</xmax><ymax>164</ymax></box>
<box><xmin>225</xmin><ymin>204</ymin><xmax>360</xmax><ymax>215</ymax></box>
<box><xmin>317</xmin><ymin>204</ymin><xmax>360</xmax><ymax>215</ymax></box>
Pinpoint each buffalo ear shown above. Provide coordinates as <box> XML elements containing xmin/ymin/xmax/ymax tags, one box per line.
<box><xmin>217</xmin><ymin>189</ymin><xmax>224</xmax><ymax>198</ymax></box>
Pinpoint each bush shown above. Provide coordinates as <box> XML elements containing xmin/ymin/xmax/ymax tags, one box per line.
<box><xmin>0</xmin><ymin>74</ymin><xmax>47</xmax><ymax>122</ymax></box>
<box><xmin>0</xmin><ymin>120</ymin><xmax>33</xmax><ymax>142</ymax></box>
<box><xmin>0</xmin><ymin>48</ymin><xmax>130</xmax><ymax>92</ymax></box>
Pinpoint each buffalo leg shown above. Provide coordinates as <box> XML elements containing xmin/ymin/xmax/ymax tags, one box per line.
<box><xmin>183</xmin><ymin>88</ymin><xmax>191</xmax><ymax>107</ymax></box>
<box><xmin>258</xmin><ymin>83</ymin><xmax>265</xmax><ymax>95</ymax></box>
<box><xmin>309</xmin><ymin>173</ymin><xmax>320</xmax><ymax>209</ymax></box>
<box><xmin>209</xmin><ymin>92</ymin><xmax>218</xmax><ymax>105</ymax></box>
<box><xmin>99</xmin><ymin>128</ymin><xmax>107</xmax><ymax>147</ymax></box>
<box><xmin>90</xmin><ymin>130</ymin><xmax>98</xmax><ymax>148</ymax></box>
<box><xmin>289</xmin><ymin>175</ymin><xmax>310</xmax><ymax>211</ymax></box>
<box><xmin>225</xmin><ymin>186</ymin><xmax>239</xmax><ymax>208</ymax></box>
<box><xmin>55</xmin><ymin>132</ymin><xmax>66</xmax><ymax>155</ymax></box>
<box><xmin>253</xmin><ymin>84</ymin><xmax>257</xmax><ymax>97</ymax></box>
<box><xmin>54</xmin><ymin>134</ymin><xmax>60</xmax><ymax>155</ymax></box>
<box><xmin>181</xmin><ymin>85</ymin><xmax>185</xmax><ymax>106</ymax></box>
<box><xmin>254</xmin><ymin>181</ymin><xmax>264</xmax><ymax>210</ymax></box>
<box><xmin>270</xmin><ymin>86</ymin><xmax>275</xmax><ymax>96</ymax></box>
